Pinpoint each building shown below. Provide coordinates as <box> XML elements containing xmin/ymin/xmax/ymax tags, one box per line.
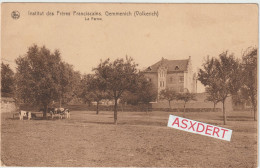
<box><xmin>1</xmin><ymin>97</ymin><xmax>17</xmax><ymax>113</ymax></box>
<box><xmin>142</xmin><ymin>57</ymin><xmax>197</xmax><ymax>96</ymax></box>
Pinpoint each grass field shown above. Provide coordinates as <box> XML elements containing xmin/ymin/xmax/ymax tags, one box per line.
<box><xmin>1</xmin><ymin>110</ymin><xmax>258</xmax><ymax>167</ymax></box>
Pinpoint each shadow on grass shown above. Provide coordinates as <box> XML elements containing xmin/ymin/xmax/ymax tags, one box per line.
<box><xmin>215</xmin><ymin>115</ymin><xmax>255</xmax><ymax>121</ymax></box>
<box><xmin>82</xmin><ymin>120</ymin><xmax>115</xmax><ymax>125</ymax></box>
<box><xmin>4</xmin><ymin>116</ymin><xmax>66</xmax><ymax>121</ymax></box>
<box><xmin>70</xmin><ymin>118</ymin><xmax>166</xmax><ymax>127</ymax></box>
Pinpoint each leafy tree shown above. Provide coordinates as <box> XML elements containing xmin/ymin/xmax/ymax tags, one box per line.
<box><xmin>87</xmin><ymin>74</ymin><xmax>108</xmax><ymax>115</ymax></box>
<box><xmin>198</xmin><ymin>51</ymin><xmax>242</xmax><ymax>125</ymax></box>
<box><xmin>136</xmin><ymin>75</ymin><xmax>157</xmax><ymax>112</ymax></box>
<box><xmin>120</xmin><ymin>91</ymin><xmax>139</xmax><ymax>105</ymax></box>
<box><xmin>198</xmin><ymin>56</ymin><xmax>217</xmax><ymax>86</ymax></box>
<box><xmin>177</xmin><ymin>91</ymin><xmax>197</xmax><ymax>117</ymax></box>
<box><xmin>215</xmin><ymin>52</ymin><xmax>242</xmax><ymax>124</ymax></box>
<box><xmin>79</xmin><ymin>74</ymin><xmax>95</xmax><ymax>106</ymax></box>
<box><xmin>120</xmin><ymin>75</ymin><xmax>157</xmax><ymax>112</ymax></box>
<box><xmin>58</xmin><ymin>61</ymin><xmax>81</xmax><ymax>106</ymax></box>
<box><xmin>198</xmin><ymin>56</ymin><xmax>221</xmax><ymax>111</ymax></box>
<box><xmin>15</xmin><ymin>45</ymin><xmax>62</xmax><ymax>118</ymax></box>
<box><xmin>159</xmin><ymin>88</ymin><xmax>177</xmax><ymax>109</ymax></box>
<box><xmin>93</xmin><ymin>56</ymin><xmax>139</xmax><ymax>124</ymax></box>
<box><xmin>1</xmin><ymin>62</ymin><xmax>15</xmax><ymax>97</ymax></box>
<box><xmin>241</xmin><ymin>47</ymin><xmax>257</xmax><ymax>120</ymax></box>
<box><xmin>205</xmin><ymin>85</ymin><xmax>221</xmax><ymax>112</ymax></box>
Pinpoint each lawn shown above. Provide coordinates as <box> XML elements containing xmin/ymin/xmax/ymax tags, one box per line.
<box><xmin>1</xmin><ymin>110</ymin><xmax>258</xmax><ymax>167</ymax></box>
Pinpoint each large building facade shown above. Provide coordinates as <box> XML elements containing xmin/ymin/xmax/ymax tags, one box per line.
<box><xmin>143</xmin><ymin>57</ymin><xmax>197</xmax><ymax>96</ymax></box>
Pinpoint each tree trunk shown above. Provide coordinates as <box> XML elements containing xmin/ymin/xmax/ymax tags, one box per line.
<box><xmin>213</xmin><ymin>103</ymin><xmax>216</xmax><ymax>112</ymax></box>
<box><xmin>121</xmin><ymin>103</ymin><xmax>124</xmax><ymax>112</ymax></box>
<box><xmin>168</xmin><ymin>100</ymin><xmax>171</xmax><ymax>110</ymax></box>
<box><xmin>43</xmin><ymin>105</ymin><xmax>48</xmax><ymax>119</ymax></box>
<box><xmin>59</xmin><ymin>98</ymin><xmax>62</xmax><ymax>108</ymax></box>
<box><xmin>183</xmin><ymin>102</ymin><xmax>186</xmax><ymax>117</ymax></box>
<box><xmin>96</xmin><ymin>101</ymin><xmax>99</xmax><ymax>115</ymax></box>
<box><xmin>253</xmin><ymin>100</ymin><xmax>257</xmax><ymax>121</ymax></box>
<box><xmin>222</xmin><ymin>100</ymin><xmax>227</xmax><ymax>125</ymax></box>
<box><xmin>114</xmin><ymin>98</ymin><xmax>118</xmax><ymax>125</ymax></box>
<box><xmin>146</xmin><ymin>103</ymin><xmax>149</xmax><ymax>114</ymax></box>
<box><xmin>251</xmin><ymin>97</ymin><xmax>257</xmax><ymax>121</ymax></box>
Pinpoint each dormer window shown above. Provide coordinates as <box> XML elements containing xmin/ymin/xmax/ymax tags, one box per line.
<box><xmin>175</xmin><ymin>66</ymin><xmax>179</xmax><ymax>70</ymax></box>
<box><xmin>147</xmin><ymin>67</ymin><xmax>152</xmax><ymax>71</ymax></box>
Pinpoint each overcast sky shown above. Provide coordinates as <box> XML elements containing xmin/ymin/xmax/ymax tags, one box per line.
<box><xmin>1</xmin><ymin>3</ymin><xmax>258</xmax><ymax>92</ymax></box>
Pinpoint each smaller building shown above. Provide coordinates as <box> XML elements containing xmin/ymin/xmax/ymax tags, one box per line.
<box><xmin>1</xmin><ymin>97</ymin><xmax>17</xmax><ymax>113</ymax></box>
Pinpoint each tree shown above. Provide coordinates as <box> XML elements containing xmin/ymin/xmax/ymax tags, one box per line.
<box><xmin>87</xmin><ymin>74</ymin><xmax>108</xmax><ymax>115</ymax></box>
<box><xmin>79</xmin><ymin>74</ymin><xmax>94</xmax><ymax>106</ymax></box>
<box><xmin>1</xmin><ymin>62</ymin><xmax>15</xmax><ymax>97</ymax></box>
<box><xmin>58</xmin><ymin>61</ymin><xmax>81</xmax><ymax>106</ymax></box>
<box><xmin>136</xmin><ymin>75</ymin><xmax>157</xmax><ymax>112</ymax></box>
<box><xmin>198</xmin><ymin>56</ymin><xmax>217</xmax><ymax>86</ymax></box>
<box><xmin>198</xmin><ymin>56</ymin><xmax>221</xmax><ymax>111</ymax></box>
<box><xmin>177</xmin><ymin>91</ymin><xmax>197</xmax><ymax>117</ymax></box>
<box><xmin>15</xmin><ymin>45</ymin><xmax>62</xmax><ymax>118</ymax></box>
<box><xmin>93</xmin><ymin>56</ymin><xmax>139</xmax><ymax>124</ymax></box>
<box><xmin>120</xmin><ymin>91</ymin><xmax>139</xmax><ymax>106</ymax></box>
<box><xmin>198</xmin><ymin>51</ymin><xmax>242</xmax><ymax>125</ymax></box>
<box><xmin>215</xmin><ymin>52</ymin><xmax>242</xmax><ymax>125</ymax></box>
<box><xmin>241</xmin><ymin>47</ymin><xmax>257</xmax><ymax>120</ymax></box>
<box><xmin>159</xmin><ymin>88</ymin><xmax>177</xmax><ymax>109</ymax></box>
<box><xmin>205</xmin><ymin>86</ymin><xmax>221</xmax><ymax>112</ymax></box>
<box><xmin>120</xmin><ymin>75</ymin><xmax>157</xmax><ymax>113</ymax></box>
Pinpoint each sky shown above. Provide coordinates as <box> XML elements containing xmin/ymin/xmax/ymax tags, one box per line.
<box><xmin>1</xmin><ymin>3</ymin><xmax>258</xmax><ymax>92</ymax></box>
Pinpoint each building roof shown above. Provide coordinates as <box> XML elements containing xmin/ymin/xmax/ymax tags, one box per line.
<box><xmin>143</xmin><ymin>58</ymin><xmax>189</xmax><ymax>73</ymax></box>
<box><xmin>1</xmin><ymin>97</ymin><xmax>15</xmax><ymax>102</ymax></box>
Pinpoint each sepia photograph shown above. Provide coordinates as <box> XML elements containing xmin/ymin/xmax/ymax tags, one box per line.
<box><xmin>1</xmin><ymin>3</ymin><xmax>258</xmax><ymax>167</ymax></box>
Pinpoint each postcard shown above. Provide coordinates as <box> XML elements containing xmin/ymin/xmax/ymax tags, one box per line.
<box><xmin>1</xmin><ymin>3</ymin><xmax>258</xmax><ymax>167</ymax></box>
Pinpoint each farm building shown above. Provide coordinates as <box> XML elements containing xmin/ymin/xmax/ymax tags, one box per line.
<box><xmin>142</xmin><ymin>56</ymin><xmax>197</xmax><ymax>95</ymax></box>
<box><xmin>1</xmin><ymin>97</ymin><xmax>17</xmax><ymax>113</ymax></box>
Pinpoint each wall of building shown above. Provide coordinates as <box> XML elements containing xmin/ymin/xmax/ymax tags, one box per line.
<box><xmin>144</xmin><ymin>72</ymin><xmax>158</xmax><ymax>90</ymax></box>
<box><xmin>1</xmin><ymin>100</ymin><xmax>17</xmax><ymax>113</ymax></box>
<box><xmin>158</xmin><ymin>66</ymin><xmax>167</xmax><ymax>94</ymax></box>
<box><xmin>166</xmin><ymin>72</ymin><xmax>184</xmax><ymax>92</ymax></box>
<box><xmin>152</xmin><ymin>92</ymin><xmax>233</xmax><ymax>111</ymax></box>
<box><xmin>185</xmin><ymin>57</ymin><xmax>196</xmax><ymax>93</ymax></box>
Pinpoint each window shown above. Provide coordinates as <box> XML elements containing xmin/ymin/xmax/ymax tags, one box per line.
<box><xmin>169</xmin><ymin>77</ymin><xmax>173</xmax><ymax>83</ymax></box>
<box><xmin>179</xmin><ymin>76</ymin><xmax>184</xmax><ymax>83</ymax></box>
<box><xmin>175</xmin><ymin>66</ymin><xmax>179</xmax><ymax>70</ymax></box>
<box><xmin>160</xmin><ymin>81</ymin><xmax>165</xmax><ymax>87</ymax></box>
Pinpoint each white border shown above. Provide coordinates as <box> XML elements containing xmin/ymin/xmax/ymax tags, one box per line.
<box><xmin>0</xmin><ymin>1</ymin><xmax>259</xmax><ymax>168</ymax></box>
<box><xmin>0</xmin><ymin>0</ymin><xmax>259</xmax><ymax>3</ymax></box>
